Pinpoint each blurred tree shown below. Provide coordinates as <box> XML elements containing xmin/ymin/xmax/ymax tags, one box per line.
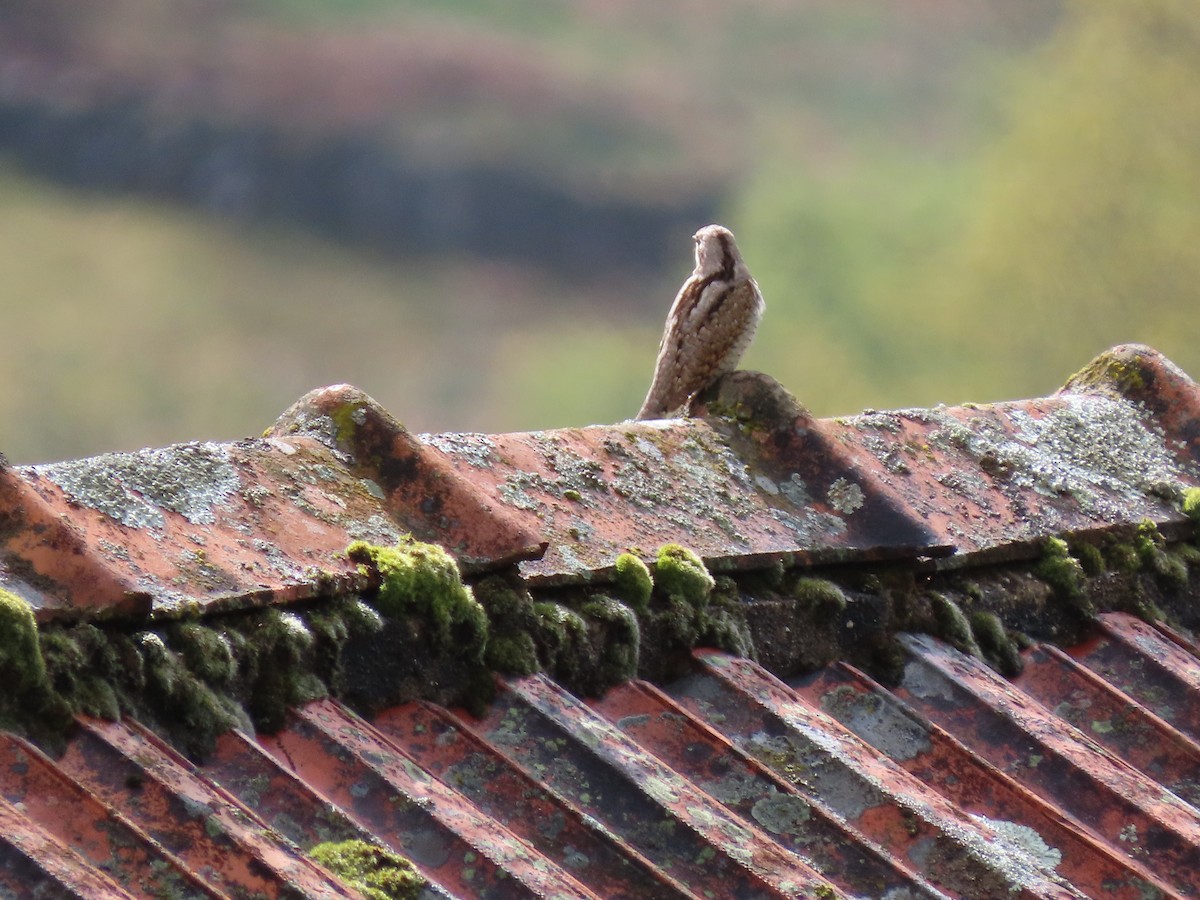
<box><xmin>927</xmin><ymin>0</ymin><xmax>1200</xmax><ymax>399</ymax></box>
<box><xmin>736</xmin><ymin>0</ymin><xmax>1200</xmax><ymax>414</ymax></box>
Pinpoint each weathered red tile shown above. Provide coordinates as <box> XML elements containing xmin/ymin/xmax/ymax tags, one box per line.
<box><xmin>55</xmin><ymin>716</ymin><xmax>354</xmax><ymax>898</ymax></box>
<box><xmin>272</xmin><ymin>384</ymin><xmax>548</xmax><ymax>571</ymax></box>
<box><xmin>463</xmin><ymin>673</ymin><xmax>838</xmax><ymax>899</ymax></box>
<box><xmin>260</xmin><ymin>697</ymin><xmax>600</xmax><ymax>899</ymax></box>
<box><xmin>678</xmin><ymin>650</ymin><xmax>1082</xmax><ymax>899</ymax></box>
<box><xmin>895</xmin><ymin>631</ymin><xmax>1200</xmax><ymax>895</ymax></box>
<box><xmin>589</xmin><ymin>679</ymin><xmax>943</xmax><ymax>898</ymax></box>
<box><xmin>1015</xmin><ymin>641</ymin><xmax>1200</xmax><ymax>808</ymax></box>
<box><xmin>371</xmin><ymin>700</ymin><xmax>696</xmax><ymax>900</ymax></box>
<box><xmin>0</xmin><ymin>733</ymin><xmax>217</xmax><ymax>899</ymax></box>
<box><xmin>794</xmin><ymin>661</ymin><xmax>1173</xmax><ymax>899</ymax></box>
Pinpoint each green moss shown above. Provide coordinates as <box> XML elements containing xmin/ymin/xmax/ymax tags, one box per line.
<box><xmin>928</xmin><ymin>593</ymin><xmax>980</xmax><ymax>658</ymax></box>
<box><xmin>792</xmin><ymin>578</ymin><xmax>847</xmax><ymax>622</ymax></box>
<box><xmin>1070</xmin><ymin>542</ymin><xmax>1106</xmax><ymax>577</ymax></box>
<box><xmin>700</xmin><ymin>586</ymin><xmax>755</xmax><ymax>659</ymax></box>
<box><xmin>1065</xmin><ymin>351</ymin><xmax>1146</xmax><ymax>395</ymax></box>
<box><xmin>1135</xmin><ymin>520</ymin><xmax>1188</xmax><ymax>589</ymax></box>
<box><xmin>1175</xmin><ymin>543</ymin><xmax>1200</xmax><ymax>566</ymax></box>
<box><xmin>1103</xmin><ymin>541</ymin><xmax>1141</xmax><ymax>574</ymax></box>
<box><xmin>653</xmin><ymin>544</ymin><xmax>714</xmax><ymax>608</ymax></box>
<box><xmin>237</xmin><ymin>608</ymin><xmax>323</xmax><ymax>733</ymax></box>
<box><xmin>137</xmin><ymin>631</ymin><xmax>243</xmax><ymax>758</ymax></box>
<box><xmin>475</xmin><ymin>576</ymin><xmax>541</xmax><ymax>676</ymax></box>
<box><xmin>167</xmin><ymin>621</ymin><xmax>238</xmax><ymax>687</ymax></box>
<box><xmin>309</xmin><ymin>840</ymin><xmax>425</xmax><ymax>900</ymax></box>
<box><xmin>532</xmin><ymin>601</ymin><xmax>590</xmax><ymax>683</ymax></box>
<box><xmin>612</xmin><ymin>553</ymin><xmax>653</xmax><ymax>613</ymax></box>
<box><xmin>485</xmin><ymin>633</ymin><xmax>540</xmax><ymax>676</ymax></box>
<box><xmin>328</xmin><ymin>400</ymin><xmax>367</xmax><ymax>447</ymax></box>
<box><xmin>39</xmin><ymin>626</ymin><xmax>121</xmax><ymax>719</ymax></box>
<box><xmin>347</xmin><ymin>538</ymin><xmax>487</xmax><ymax>659</ymax></box>
<box><xmin>1183</xmin><ymin>487</ymin><xmax>1200</xmax><ymax>525</ymax></box>
<box><xmin>1034</xmin><ymin>537</ymin><xmax>1088</xmax><ymax>610</ymax></box>
<box><xmin>579</xmin><ymin>596</ymin><xmax>640</xmax><ymax>682</ymax></box>
<box><xmin>969</xmin><ymin>611</ymin><xmax>1023</xmax><ymax>677</ymax></box>
<box><xmin>0</xmin><ymin>589</ymin><xmax>46</xmax><ymax>695</ymax></box>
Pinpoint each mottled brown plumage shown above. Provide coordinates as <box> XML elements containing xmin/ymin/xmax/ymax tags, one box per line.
<box><xmin>636</xmin><ymin>225</ymin><xmax>764</xmax><ymax>419</ymax></box>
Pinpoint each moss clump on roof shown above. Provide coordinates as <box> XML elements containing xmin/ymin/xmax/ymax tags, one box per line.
<box><xmin>0</xmin><ymin>589</ymin><xmax>47</xmax><ymax>696</ymax></box>
<box><xmin>653</xmin><ymin>544</ymin><xmax>715</xmax><ymax>609</ymax></box>
<box><xmin>1102</xmin><ymin>540</ymin><xmax>1141</xmax><ymax>574</ymax></box>
<box><xmin>238</xmin><ymin>608</ymin><xmax>326</xmax><ymax>734</ymax></box>
<box><xmin>612</xmin><ymin>553</ymin><xmax>653</xmax><ymax>613</ymax></box>
<box><xmin>969</xmin><ymin>610</ymin><xmax>1023</xmax><ymax>677</ymax></box>
<box><xmin>475</xmin><ymin>575</ymin><xmax>540</xmax><ymax>676</ymax></box>
<box><xmin>309</xmin><ymin>839</ymin><xmax>425</xmax><ymax>900</ymax></box>
<box><xmin>704</xmin><ymin>576</ymin><xmax>755</xmax><ymax>659</ymax></box>
<box><xmin>580</xmin><ymin>596</ymin><xmax>641</xmax><ymax>683</ymax></box>
<box><xmin>1134</xmin><ymin>519</ymin><xmax>1189</xmax><ymax>590</ymax></box>
<box><xmin>1069</xmin><ymin>541</ymin><xmax>1106</xmax><ymax>578</ymax></box>
<box><xmin>792</xmin><ymin>577</ymin><xmax>848</xmax><ymax>622</ymax></box>
<box><xmin>1034</xmin><ymin>537</ymin><xmax>1089</xmax><ymax>612</ymax></box>
<box><xmin>928</xmin><ymin>592</ymin><xmax>981</xmax><ymax>659</ymax></box>
<box><xmin>347</xmin><ymin>538</ymin><xmax>487</xmax><ymax>661</ymax></box>
<box><xmin>137</xmin><ymin>631</ymin><xmax>247</xmax><ymax>758</ymax></box>
<box><xmin>39</xmin><ymin>624</ymin><xmax>123</xmax><ymax>720</ymax></box>
<box><xmin>1182</xmin><ymin>487</ymin><xmax>1200</xmax><ymax>525</ymax></box>
<box><xmin>532</xmin><ymin>601</ymin><xmax>589</xmax><ymax>682</ymax></box>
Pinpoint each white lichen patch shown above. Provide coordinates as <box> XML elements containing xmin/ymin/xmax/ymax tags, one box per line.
<box><xmin>827</xmin><ymin>478</ymin><xmax>865</xmax><ymax>514</ymax></box>
<box><xmin>421</xmin><ymin>432</ymin><xmax>497</xmax><ymax>468</ymax></box>
<box><xmin>920</xmin><ymin>395</ymin><xmax>1186</xmax><ymax>519</ymax></box>
<box><xmin>34</xmin><ymin>442</ymin><xmax>240</xmax><ymax>530</ymax></box>
<box><xmin>969</xmin><ymin>814</ymin><xmax>1063</xmax><ymax>873</ymax></box>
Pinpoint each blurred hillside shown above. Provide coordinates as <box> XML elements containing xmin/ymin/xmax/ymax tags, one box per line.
<box><xmin>3</xmin><ymin>0</ymin><xmax>1196</xmax><ymax>464</ymax></box>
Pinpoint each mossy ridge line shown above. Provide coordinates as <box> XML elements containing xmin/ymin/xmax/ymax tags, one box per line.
<box><xmin>4</xmin><ymin>517</ymin><xmax>1200</xmax><ymax>760</ymax></box>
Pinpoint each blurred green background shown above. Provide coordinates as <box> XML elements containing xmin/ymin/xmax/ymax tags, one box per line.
<box><xmin>1</xmin><ymin>0</ymin><xmax>1196</xmax><ymax>463</ymax></box>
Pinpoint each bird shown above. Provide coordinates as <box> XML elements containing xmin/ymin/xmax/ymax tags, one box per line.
<box><xmin>636</xmin><ymin>224</ymin><xmax>765</xmax><ymax>420</ymax></box>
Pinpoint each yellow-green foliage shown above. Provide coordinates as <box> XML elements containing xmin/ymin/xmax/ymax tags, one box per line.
<box><xmin>474</xmin><ymin>576</ymin><xmax>540</xmax><ymax>676</ymax></box>
<box><xmin>1035</xmin><ymin>537</ymin><xmax>1086</xmax><ymax>603</ymax></box>
<box><xmin>969</xmin><ymin>610</ymin><xmax>1023</xmax><ymax>677</ymax></box>
<box><xmin>1135</xmin><ymin>520</ymin><xmax>1189</xmax><ymax>588</ymax></box>
<box><xmin>1182</xmin><ymin>487</ymin><xmax>1200</xmax><ymax>525</ymax></box>
<box><xmin>309</xmin><ymin>840</ymin><xmax>425</xmax><ymax>900</ymax></box>
<box><xmin>347</xmin><ymin>538</ymin><xmax>487</xmax><ymax>658</ymax></box>
<box><xmin>0</xmin><ymin>589</ymin><xmax>46</xmax><ymax>695</ymax></box>
<box><xmin>613</xmin><ymin>553</ymin><xmax>653</xmax><ymax>613</ymax></box>
<box><xmin>1071</xmin><ymin>542</ymin><xmax>1106</xmax><ymax>577</ymax></box>
<box><xmin>792</xmin><ymin>578</ymin><xmax>847</xmax><ymax>622</ymax></box>
<box><xmin>579</xmin><ymin>596</ymin><xmax>640</xmax><ymax>682</ymax></box>
<box><xmin>653</xmin><ymin>544</ymin><xmax>714</xmax><ymax>608</ymax></box>
<box><xmin>928</xmin><ymin>593</ymin><xmax>980</xmax><ymax>658</ymax></box>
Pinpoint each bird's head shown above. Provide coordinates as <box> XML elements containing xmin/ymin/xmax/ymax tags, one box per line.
<box><xmin>692</xmin><ymin>224</ymin><xmax>741</xmax><ymax>278</ymax></box>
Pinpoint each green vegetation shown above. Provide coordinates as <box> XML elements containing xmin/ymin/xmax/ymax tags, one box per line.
<box><xmin>612</xmin><ymin>553</ymin><xmax>653</xmax><ymax>613</ymax></box>
<box><xmin>1034</xmin><ymin>537</ymin><xmax>1087</xmax><ymax>608</ymax></box>
<box><xmin>928</xmin><ymin>592</ymin><xmax>981</xmax><ymax>659</ymax></box>
<box><xmin>1134</xmin><ymin>520</ymin><xmax>1189</xmax><ymax>590</ymax></box>
<box><xmin>17</xmin><ymin>3</ymin><xmax>1196</xmax><ymax>464</ymax></box>
<box><xmin>653</xmin><ymin>544</ymin><xmax>715</xmax><ymax>608</ymax></box>
<box><xmin>309</xmin><ymin>840</ymin><xmax>425</xmax><ymax>900</ymax></box>
<box><xmin>1182</xmin><ymin>488</ymin><xmax>1200</xmax><ymax>525</ymax></box>
<box><xmin>0</xmin><ymin>589</ymin><xmax>47</xmax><ymax>696</ymax></box>
<box><xmin>792</xmin><ymin>577</ymin><xmax>848</xmax><ymax>622</ymax></box>
<box><xmin>347</xmin><ymin>537</ymin><xmax>488</xmax><ymax>657</ymax></box>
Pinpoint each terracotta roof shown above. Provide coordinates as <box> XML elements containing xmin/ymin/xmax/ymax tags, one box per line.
<box><xmin>0</xmin><ymin>342</ymin><xmax>1199</xmax><ymax>898</ymax></box>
